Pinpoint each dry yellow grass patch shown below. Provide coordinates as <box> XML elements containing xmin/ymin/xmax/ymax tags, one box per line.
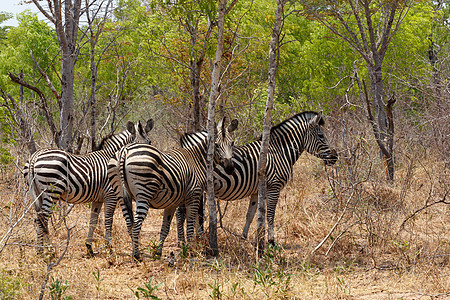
<box><xmin>0</xmin><ymin>154</ymin><xmax>448</xmax><ymax>299</ymax></box>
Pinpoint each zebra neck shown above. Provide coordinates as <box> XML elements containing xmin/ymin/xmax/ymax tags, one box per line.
<box><xmin>182</xmin><ymin>139</ymin><xmax>208</xmax><ymax>168</ymax></box>
<box><xmin>266</xmin><ymin>129</ymin><xmax>305</xmax><ymax>165</ymax></box>
<box><xmin>96</xmin><ymin>131</ymin><xmax>132</xmax><ymax>157</ymax></box>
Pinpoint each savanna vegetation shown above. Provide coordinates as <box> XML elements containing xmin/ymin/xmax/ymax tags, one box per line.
<box><xmin>0</xmin><ymin>0</ymin><xmax>448</xmax><ymax>299</ymax></box>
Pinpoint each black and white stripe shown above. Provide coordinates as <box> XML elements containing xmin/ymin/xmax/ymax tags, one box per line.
<box><xmin>24</xmin><ymin>119</ymin><xmax>153</xmax><ymax>256</ymax></box>
<box><xmin>107</xmin><ymin>117</ymin><xmax>238</xmax><ymax>260</ymax></box>
<box><xmin>178</xmin><ymin>111</ymin><xmax>337</xmax><ymax>245</ymax></box>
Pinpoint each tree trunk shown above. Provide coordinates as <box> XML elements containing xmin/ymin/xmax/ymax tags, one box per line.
<box><xmin>206</xmin><ymin>0</ymin><xmax>227</xmax><ymax>257</ymax></box>
<box><xmin>368</xmin><ymin>61</ymin><xmax>394</xmax><ymax>182</ymax></box>
<box><xmin>256</xmin><ymin>0</ymin><xmax>285</xmax><ymax>257</ymax></box>
<box><xmin>190</xmin><ymin>58</ymin><xmax>204</xmax><ymax>132</ymax></box>
<box><xmin>57</xmin><ymin>0</ymin><xmax>81</xmax><ymax>151</ymax></box>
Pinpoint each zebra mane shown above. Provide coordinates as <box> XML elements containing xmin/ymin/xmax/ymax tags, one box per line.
<box><xmin>258</xmin><ymin>111</ymin><xmax>324</xmax><ymax>141</ymax></box>
<box><xmin>97</xmin><ymin>129</ymin><xmax>130</xmax><ymax>151</ymax></box>
<box><xmin>180</xmin><ymin>131</ymin><xmax>208</xmax><ymax>148</ymax></box>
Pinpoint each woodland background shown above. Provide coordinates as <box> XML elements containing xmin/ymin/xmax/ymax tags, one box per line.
<box><xmin>0</xmin><ymin>0</ymin><xmax>448</xmax><ymax>299</ymax></box>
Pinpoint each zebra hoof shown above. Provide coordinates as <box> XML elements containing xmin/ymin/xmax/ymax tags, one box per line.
<box><xmin>133</xmin><ymin>252</ymin><xmax>142</xmax><ymax>262</ymax></box>
<box><xmin>86</xmin><ymin>243</ymin><xmax>95</xmax><ymax>258</ymax></box>
<box><xmin>154</xmin><ymin>249</ymin><xmax>163</xmax><ymax>259</ymax></box>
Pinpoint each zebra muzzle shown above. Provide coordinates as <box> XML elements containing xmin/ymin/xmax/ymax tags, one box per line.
<box><xmin>324</xmin><ymin>149</ymin><xmax>338</xmax><ymax>166</ymax></box>
<box><xmin>223</xmin><ymin>159</ymin><xmax>235</xmax><ymax>175</ymax></box>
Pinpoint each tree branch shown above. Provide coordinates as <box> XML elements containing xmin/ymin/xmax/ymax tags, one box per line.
<box><xmin>30</xmin><ymin>50</ymin><xmax>61</xmax><ymax>108</ymax></box>
<box><xmin>8</xmin><ymin>72</ymin><xmax>59</xmax><ymax>144</ymax></box>
<box><xmin>400</xmin><ymin>189</ymin><xmax>449</xmax><ymax>230</ymax></box>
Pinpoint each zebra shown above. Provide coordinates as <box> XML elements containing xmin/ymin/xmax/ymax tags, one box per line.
<box><xmin>24</xmin><ymin>119</ymin><xmax>154</xmax><ymax>257</ymax></box>
<box><xmin>107</xmin><ymin>117</ymin><xmax>238</xmax><ymax>261</ymax></box>
<box><xmin>177</xmin><ymin>111</ymin><xmax>337</xmax><ymax>246</ymax></box>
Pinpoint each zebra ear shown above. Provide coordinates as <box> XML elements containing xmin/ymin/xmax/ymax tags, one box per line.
<box><xmin>214</xmin><ymin>121</ymin><xmax>219</xmax><ymax>136</ymax></box>
<box><xmin>126</xmin><ymin>121</ymin><xmax>136</xmax><ymax>134</ymax></box>
<box><xmin>217</xmin><ymin>117</ymin><xmax>225</xmax><ymax>131</ymax></box>
<box><xmin>145</xmin><ymin>119</ymin><xmax>154</xmax><ymax>133</ymax></box>
<box><xmin>228</xmin><ymin>119</ymin><xmax>238</xmax><ymax>132</ymax></box>
<box><xmin>309</xmin><ymin>112</ymin><xmax>322</xmax><ymax>126</ymax></box>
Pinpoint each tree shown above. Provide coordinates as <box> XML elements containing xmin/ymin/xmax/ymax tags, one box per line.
<box><xmin>30</xmin><ymin>0</ymin><xmax>84</xmax><ymax>150</ymax></box>
<box><xmin>206</xmin><ymin>0</ymin><xmax>238</xmax><ymax>256</ymax></box>
<box><xmin>206</xmin><ymin>0</ymin><xmax>228</xmax><ymax>257</ymax></box>
<box><xmin>256</xmin><ymin>0</ymin><xmax>286</xmax><ymax>256</ymax></box>
<box><xmin>0</xmin><ymin>12</ymin><xmax>13</xmax><ymax>41</ymax></box>
<box><xmin>0</xmin><ymin>13</ymin><xmax>59</xmax><ymax>154</ymax></box>
<box><xmin>300</xmin><ymin>0</ymin><xmax>412</xmax><ymax>182</ymax></box>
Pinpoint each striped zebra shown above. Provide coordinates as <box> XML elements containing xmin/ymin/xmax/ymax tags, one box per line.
<box><xmin>24</xmin><ymin>119</ymin><xmax>154</xmax><ymax>256</ymax></box>
<box><xmin>177</xmin><ymin>111</ymin><xmax>337</xmax><ymax>246</ymax></box>
<box><xmin>107</xmin><ymin>117</ymin><xmax>238</xmax><ymax>261</ymax></box>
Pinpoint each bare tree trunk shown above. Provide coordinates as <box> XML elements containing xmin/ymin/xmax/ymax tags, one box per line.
<box><xmin>89</xmin><ymin>32</ymin><xmax>97</xmax><ymax>151</ymax></box>
<box><xmin>58</xmin><ymin>0</ymin><xmax>81</xmax><ymax>150</ymax></box>
<box><xmin>32</xmin><ymin>0</ymin><xmax>82</xmax><ymax>151</ymax></box>
<box><xmin>256</xmin><ymin>0</ymin><xmax>285</xmax><ymax>257</ymax></box>
<box><xmin>206</xmin><ymin>0</ymin><xmax>227</xmax><ymax>257</ymax></box>
<box><xmin>190</xmin><ymin>58</ymin><xmax>204</xmax><ymax>131</ymax></box>
<box><xmin>85</xmin><ymin>0</ymin><xmax>113</xmax><ymax>151</ymax></box>
<box><xmin>368</xmin><ymin>62</ymin><xmax>394</xmax><ymax>182</ymax></box>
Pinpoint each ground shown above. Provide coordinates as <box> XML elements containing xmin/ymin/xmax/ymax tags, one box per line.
<box><xmin>0</xmin><ymin>156</ymin><xmax>448</xmax><ymax>299</ymax></box>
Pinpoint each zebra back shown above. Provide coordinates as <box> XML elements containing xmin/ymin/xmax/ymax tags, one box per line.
<box><xmin>24</xmin><ymin>119</ymin><xmax>153</xmax><ymax>205</ymax></box>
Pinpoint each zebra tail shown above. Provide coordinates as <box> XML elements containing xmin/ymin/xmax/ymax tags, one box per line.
<box><xmin>27</xmin><ymin>159</ymin><xmax>43</xmax><ymax>212</ymax></box>
<box><xmin>122</xmin><ymin>186</ymin><xmax>133</xmax><ymax>222</ymax></box>
<box><xmin>118</xmin><ymin>149</ymin><xmax>134</xmax><ymax>223</ymax></box>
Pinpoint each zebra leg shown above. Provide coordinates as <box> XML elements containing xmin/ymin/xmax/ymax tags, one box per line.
<box><xmin>120</xmin><ymin>189</ymin><xmax>134</xmax><ymax>237</ymax></box>
<box><xmin>266</xmin><ymin>189</ymin><xmax>281</xmax><ymax>246</ymax></box>
<box><xmin>35</xmin><ymin>192</ymin><xmax>57</xmax><ymax>256</ymax></box>
<box><xmin>197</xmin><ymin>193</ymin><xmax>204</xmax><ymax>235</ymax></box>
<box><xmin>242</xmin><ymin>194</ymin><xmax>259</xmax><ymax>239</ymax></box>
<box><xmin>131</xmin><ymin>200</ymin><xmax>151</xmax><ymax>262</ymax></box>
<box><xmin>175</xmin><ymin>205</ymin><xmax>186</xmax><ymax>247</ymax></box>
<box><xmin>35</xmin><ymin>211</ymin><xmax>50</xmax><ymax>255</ymax></box>
<box><xmin>103</xmin><ymin>193</ymin><xmax>129</xmax><ymax>254</ymax></box>
<box><xmin>157</xmin><ymin>207</ymin><xmax>177</xmax><ymax>257</ymax></box>
<box><xmin>85</xmin><ymin>201</ymin><xmax>103</xmax><ymax>257</ymax></box>
<box><xmin>185</xmin><ymin>197</ymin><xmax>200</xmax><ymax>243</ymax></box>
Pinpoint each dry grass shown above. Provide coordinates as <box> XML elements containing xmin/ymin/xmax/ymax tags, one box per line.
<box><xmin>0</xmin><ymin>136</ymin><xmax>449</xmax><ymax>299</ymax></box>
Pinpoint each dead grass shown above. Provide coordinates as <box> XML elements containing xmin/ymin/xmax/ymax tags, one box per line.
<box><xmin>0</xmin><ymin>145</ymin><xmax>449</xmax><ymax>299</ymax></box>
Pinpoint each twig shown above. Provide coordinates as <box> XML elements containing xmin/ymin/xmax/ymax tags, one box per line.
<box><xmin>0</xmin><ymin>190</ymin><xmax>43</xmax><ymax>253</ymax></box>
<box><xmin>399</xmin><ymin>189</ymin><xmax>449</xmax><ymax>230</ymax></box>
<box><xmin>311</xmin><ymin>188</ymin><xmax>356</xmax><ymax>255</ymax></box>
<box><xmin>38</xmin><ymin>217</ymin><xmax>75</xmax><ymax>300</ymax></box>
<box><xmin>325</xmin><ymin>220</ymin><xmax>360</xmax><ymax>256</ymax></box>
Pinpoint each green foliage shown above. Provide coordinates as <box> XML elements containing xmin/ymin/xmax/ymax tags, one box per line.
<box><xmin>48</xmin><ymin>277</ymin><xmax>71</xmax><ymax>300</ymax></box>
<box><xmin>179</xmin><ymin>242</ymin><xmax>189</xmax><ymax>259</ymax></box>
<box><xmin>251</xmin><ymin>261</ymin><xmax>292</xmax><ymax>297</ymax></box>
<box><xmin>208</xmin><ymin>280</ymin><xmax>223</xmax><ymax>299</ymax></box>
<box><xmin>0</xmin><ymin>270</ymin><xmax>24</xmax><ymax>299</ymax></box>
<box><xmin>250</xmin><ymin>243</ymin><xmax>292</xmax><ymax>297</ymax></box>
<box><xmin>92</xmin><ymin>269</ymin><xmax>104</xmax><ymax>299</ymax></box>
<box><xmin>0</xmin><ymin>147</ymin><xmax>13</xmax><ymax>166</ymax></box>
<box><xmin>129</xmin><ymin>277</ymin><xmax>163</xmax><ymax>300</ymax></box>
<box><xmin>147</xmin><ymin>238</ymin><xmax>162</xmax><ymax>259</ymax></box>
<box><xmin>0</xmin><ymin>11</ymin><xmax>13</xmax><ymax>41</ymax></box>
<box><xmin>0</xmin><ymin>11</ymin><xmax>58</xmax><ymax>89</ymax></box>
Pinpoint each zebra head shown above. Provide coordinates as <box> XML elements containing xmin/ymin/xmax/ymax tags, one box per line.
<box><xmin>127</xmin><ymin>119</ymin><xmax>154</xmax><ymax>144</ymax></box>
<box><xmin>304</xmin><ymin>112</ymin><xmax>338</xmax><ymax>166</ymax></box>
<box><xmin>214</xmin><ymin>117</ymin><xmax>239</xmax><ymax>175</ymax></box>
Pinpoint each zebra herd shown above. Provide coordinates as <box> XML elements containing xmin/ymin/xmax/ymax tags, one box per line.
<box><xmin>24</xmin><ymin>111</ymin><xmax>337</xmax><ymax>260</ymax></box>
